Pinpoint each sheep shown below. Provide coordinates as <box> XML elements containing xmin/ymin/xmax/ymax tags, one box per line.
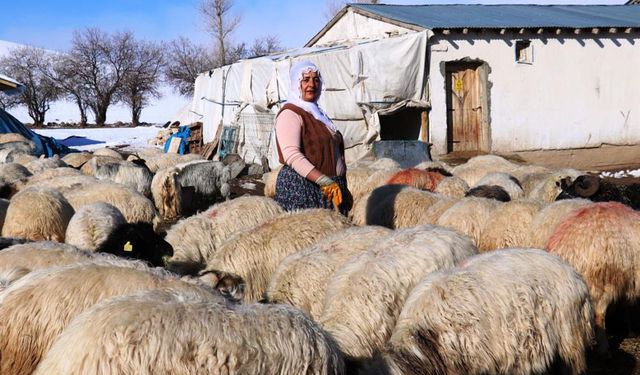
<box><xmin>451</xmin><ymin>154</ymin><xmax>519</xmax><ymax>186</ymax></box>
<box><xmin>525</xmin><ymin>198</ymin><xmax>591</xmax><ymax>248</ymax></box>
<box><xmin>368</xmin><ymin>157</ymin><xmax>401</xmax><ymax>170</ymax></box>
<box><xmin>346</xmin><ymin>166</ymin><xmax>377</xmax><ymax>198</ymax></box>
<box><xmin>265</xmin><ymin>225</ymin><xmax>393</xmax><ymax>319</ymax></box>
<box><xmin>64</xmin><ymin>202</ymin><xmax>127</xmax><ymax>251</ymax></box>
<box><xmin>91</xmin><ymin>159</ymin><xmax>153</xmax><ymax>197</ymax></box>
<box><xmin>91</xmin><ymin>147</ymin><xmax>123</xmax><ymax>159</ymax></box>
<box><xmin>545</xmin><ymin>201</ymin><xmax>640</xmax><ymax>353</ymax></box>
<box><xmin>0</xmin><ymin>198</ymin><xmax>9</xmax><ymax>230</ymax></box>
<box><xmin>413</xmin><ymin>160</ymin><xmax>453</xmax><ymax>172</ymax></box>
<box><xmin>433</xmin><ymin>175</ymin><xmax>469</xmax><ymax>198</ymax></box>
<box><xmin>35</xmin><ymin>289</ymin><xmax>344</xmax><ymax>375</ymax></box>
<box><xmin>79</xmin><ymin>155</ymin><xmax>123</xmax><ymax>175</ymax></box>
<box><xmin>472</xmin><ymin>172</ymin><xmax>523</xmax><ymax>199</ymax></box>
<box><xmin>95</xmin><ymin>221</ymin><xmax>173</xmax><ymax>267</ymax></box>
<box><xmin>319</xmin><ymin>225</ymin><xmax>478</xmax><ymax>363</ymax></box>
<box><xmin>2</xmin><ymin>187</ymin><xmax>75</xmax><ymax>242</ymax></box>
<box><xmin>478</xmin><ymin>199</ymin><xmax>544</xmax><ymax>252</ymax></box>
<box><xmin>0</xmin><ymin>147</ymin><xmax>34</xmax><ymax>164</ymax></box>
<box><xmin>22</xmin><ymin>174</ymin><xmax>99</xmax><ymax>196</ymax></box>
<box><xmin>0</xmin><ymin>132</ymin><xmax>32</xmax><ymax>144</ymax></box>
<box><xmin>376</xmin><ymin>248</ymin><xmax>594</xmax><ymax>375</ymax></box>
<box><xmin>24</xmin><ymin>154</ymin><xmax>68</xmax><ymax>174</ymax></box>
<box><xmin>0</xmin><ymin>259</ymin><xmax>226</xmax><ymax>375</ymax></box>
<box><xmin>385</xmin><ymin>167</ymin><xmax>450</xmax><ymax>192</ymax></box>
<box><xmin>143</xmin><ymin>152</ymin><xmax>204</xmax><ymax>173</ymax></box>
<box><xmin>436</xmin><ymin>197</ymin><xmax>502</xmax><ymax>246</ymax></box>
<box><xmin>262</xmin><ymin>164</ymin><xmax>282</xmax><ymax>198</ymax></box>
<box><xmin>0</xmin><ymin>140</ymin><xmax>35</xmax><ymax>161</ymax></box>
<box><xmin>150</xmin><ymin>165</ymin><xmax>182</xmax><ymax>220</ymax></box>
<box><xmin>510</xmin><ymin>163</ymin><xmax>551</xmax><ymax>182</ymax></box>
<box><xmin>176</xmin><ymin>160</ymin><xmax>230</xmax><ymax>212</ymax></box>
<box><xmin>351</xmin><ymin>167</ymin><xmax>401</xmax><ymax>203</ymax></box>
<box><xmin>199</xmin><ymin>208</ymin><xmax>351</xmax><ymax>303</ymax></box>
<box><xmin>526</xmin><ymin>168</ymin><xmax>584</xmax><ymax>203</ymax></box>
<box><xmin>465</xmin><ymin>184</ymin><xmax>512</xmax><ymax>202</ymax></box>
<box><xmin>0</xmin><ymin>162</ymin><xmax>32</xmax><ymax>184</ymax></box>
<box><xmin>25</xmin><ymin>167</ymin><xmax>83</xmax><ymax>185</ymax></box>
<box><xmin>64</xmin><ymin>182</ymin><xmax>158</xmax><ymax>225</ymax></box>
<box><xmin>351</xmin><ymin>185</ymin><xmax>444</xmax><ymax>229</ymax></box>
<box><xmin>165</xmin><ymin>195</ymin><xmax>284</xmax><ymax>275</ymax></box>
<box><xmin>61</xmin><ymin>151</ymin><xmax>93</xmax><ymax>168</ymax></box>
<box><xmin>556</xmin><ymin>174</ymin><xmax>640</xmax><ymax>209</ymax></box>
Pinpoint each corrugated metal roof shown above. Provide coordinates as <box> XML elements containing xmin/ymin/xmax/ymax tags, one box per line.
<box><xmin>350</xmin><ymin>4</ymin><xmax>640</xmax><ymax>29</ymax></box>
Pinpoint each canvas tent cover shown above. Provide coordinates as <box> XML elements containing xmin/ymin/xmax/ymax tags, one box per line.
<box><xmin>188</xmin><ymin>31</ymin><xmax>430</xmax><ymax>167</ymax></box>
<box><xmin>0</xmin><ymin>108</ymin><xmax>73</xmax><ymax>157</ymax></box>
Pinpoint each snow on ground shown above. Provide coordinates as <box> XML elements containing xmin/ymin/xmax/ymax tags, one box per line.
<box><xmin>33</xmin><ymin>126</ymin><xmax>164</xmax><ymax>152</ymax></box>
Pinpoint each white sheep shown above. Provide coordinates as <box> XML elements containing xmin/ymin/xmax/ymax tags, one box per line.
<box><xmin>61</xmin><ymin>152</ymin><xmax>93</xmax><ymax>168</ymax></box>
<box><xmin>265</xmin><ymin>225</ymin><xmax>392</xmax><ymax>319</ymax></box>
<box><xmin>0</xmin><ymin>259</ymin><xmax>224</xmax><ymax>375</ymax></box>
<box><xmin>143</xmin><ymin>152</ymin><xmax>204</xmax><ymax>173</ymax></box>
<box><xmin>433</xmin><ymin>175</ymin><xmax>469</xmax><ymax>198</ymax></box>
<box><xmin>525</xmin><ymin>198</ymin><xmax>592</xmax><ymax>248</ymax></box>
<box><xmin>92</xmin><ymin>147</ymin><xmax>123</xmax><ymax>159</ymax></box>
<box><xmin>150</xmin><ymin>165</ymin><xmax>181</xmax><ymax>220</ymax></box>
<box><xmin>92</xmin><ymin>159</ymin><xmax>153</xmax><ymax>197</ymax></box>
<box><xmin>64</xmin><ymin>182</ymin><xmax>158</xmax><ymax>225</ymax></box>
<box><xmin>65</xmin><ymin>202</ymin><xmax>127</xmax><ymax>251</ymax></box>
<box><xmin>199</xmin><ymin>208</ymin><xmax>351</xmax><ymax>303</ymax></box>
<box><xmin>545</xmin><ymin>202</ymin><xmax>640</xmax><ymax>353</ymax></box>
<box><xmin>526</xmin><ymin>168</ymin><xmax>583</xmax><ymax>203</ymax></box>
<box><xmin>472</xmin><ymin>172</ymin><xmax>524</xmax><ymax>199</ymax></box>
<box><xmin>2</xmin><ymin>187</ymin><xmax>75</xmax><ymax>242</ymax></box>
<box><xmin>262</xmin><ymin>165</ymin><xmax>282</xmax><ymax>198</ymax></box>
<box><xmin>24</xmin><ymin>154</ymin><xmax>68</xmax><ymax>174</ymax></box>
<box><xmin>377</xmin><ymin>248</ymin><xmax>594</xmax><ymax>375</ymax></box>
<box><xmin>319</xmin><ymin>225</ymin><xmax>478</xmax><ymax>362</ymax></box>
<box><xmin>451</xmin><ymin>154</ymin><xmax>518</xmax><ymax>186</ymax></box>
<box><xmin>35</xmin><ymin>289</ymin><xmax>344</xmax><ymax>375</ymax></box>
<box><xmin>478</xmin><ymin>199</ymin><xmax>544</xmax><ymax>252</ymax></box>
<box><xmin>165</xmin><ymin>195</ymin><xmax>284</xmax><ymax>275</ymax></box>
<box><xmin>436</xmin><ymin>196</ymin><xmax>502</xmax><ymax>246</ymax></box>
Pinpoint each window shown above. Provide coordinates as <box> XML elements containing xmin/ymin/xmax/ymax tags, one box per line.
<box><xmin>515</xmin><ymin>40</ymin><xmax>533</xmax><ymax>64</ymax></box>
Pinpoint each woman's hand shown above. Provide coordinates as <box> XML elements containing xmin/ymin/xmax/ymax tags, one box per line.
<box><xmin>320</xmin><ymin>182</ymin><xmax>343</xmax><ymax>209</ymax></box>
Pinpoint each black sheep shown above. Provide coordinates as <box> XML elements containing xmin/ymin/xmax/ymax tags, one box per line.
<box><xmin>95</xmin><ymin>222</ymin><xmax>173</xmax><ymax>267</ymax></box>
<box><xmin>556</xmin><ymin>175</ymin><xmax>640</xmax><ymax>210</ymax></box>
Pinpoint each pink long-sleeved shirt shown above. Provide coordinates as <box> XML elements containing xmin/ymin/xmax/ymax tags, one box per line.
<box><xmin>275</xmin><ymin>109</ymin><xmax>346</xmax><ymax>179</ymax></box>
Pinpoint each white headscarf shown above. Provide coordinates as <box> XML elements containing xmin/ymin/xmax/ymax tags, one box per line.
<box><xmin>286</xmin><ymin>60</ymin><xmax>338</xmax><ymax>133</ymax></box>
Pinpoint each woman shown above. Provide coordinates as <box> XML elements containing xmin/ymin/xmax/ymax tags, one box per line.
<box><xmin>274</xmin><ymin>60</ymin><xmax>351</xmax><ymax>215</ymax></box>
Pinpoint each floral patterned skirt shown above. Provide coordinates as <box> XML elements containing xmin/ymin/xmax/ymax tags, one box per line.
<box><xmin>274</xmin><ymin>165</ymin><xmax>350</xmax><ymax>216</ymax></box>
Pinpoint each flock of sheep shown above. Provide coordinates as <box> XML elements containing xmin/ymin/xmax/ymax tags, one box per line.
<box><xmin>0</xmin><ymin>131</ymin><xmax>638</xmax><ymax>375</ymax></box>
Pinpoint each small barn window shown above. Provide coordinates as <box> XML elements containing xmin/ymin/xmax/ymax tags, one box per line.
<box><xmin>515</xmin><ymin>40</ymin><xmax>533</xmax><ymax>64</ymax></box>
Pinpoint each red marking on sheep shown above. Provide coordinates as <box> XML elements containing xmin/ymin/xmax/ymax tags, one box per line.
<box><xmin>386</xmin><ymin>168</ymin><xmax>446</xmax><ymax>192</ymax></box>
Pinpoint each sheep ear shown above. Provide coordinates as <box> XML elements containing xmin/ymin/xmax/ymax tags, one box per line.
<box><xmin>575</xmin><ymin>175</ymin><xmax>599</xmax><ymax>197</ymax></box>
<box><xmin>198</xmin><ymin>269</ymin><xmax>245</xmax><ymax>301</ymax></box>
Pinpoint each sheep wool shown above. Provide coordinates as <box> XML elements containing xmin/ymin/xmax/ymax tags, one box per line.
<box><xmin>0</xmin><ymin>241</ymin><xmax>91</xmax><ymax>282</ymax></box>
<box><xmin>385</xmin><ymin>168</ymin><xmax>447</xmax><ymax>192</ymax></box>
<box><xmin>34</xmin><ymin>289</ymin><xmax>344</xmax><ymax>375</ymax></box>
<box><xmin>379</xmin><ymin>248</ymin><xmax>594</xmax><ymax>375</ymax></box>
<box><xmin>61</xmin><ymin>152</ymin><xmax>93</xmax><ymax>169</ymax></box>
<box><xmin>65</xmin><ymin>202</ymin><xmax>127</xmax><ymax>251</ymax></box>
<box><xmin>525</xmin><ymin>198</ymin><xmax>592</xmax><ymax>248</ymax></box>
<box><xmin>451</xmin><ymin>154</ymin><xmax>518</xmax><ymax>186</ymax></box>
<box><xmin>165</xmin><ymin>195</ymin><xmax>284</xmax><ymax>275</ymax></box>
<box><xmin>319</xmin><ymin>225</ymin><xmax>478</xmax><ymax>361</ymax></box>
<box><xmin>262</xmin><ymin>165</ymin><xmax>282</xmax><ymax>198</ymax></box>
<box><xmin>436</xmin><ymin>196</ymin><xmax>501</xmax><ymax>246</ymax></box>
<box><xmin>472</xmin><ymin>172</ymin><xmax>524</xmax><ymax>199</ymax></box>
<box><xmin>200</xmin><ymin>208</ymin><xmax>351</xmax><ymax>303</ymax></box>
<box><xmin>545</xmin><ymin>201</ymin><xmax>640</xmax><ymax>353</ymax></box>
<box><xmin>433</xmin><ymin>175</ymin><xmax>469</xmax><ymax>198</ymax></box>
<box><xmin>266</xmin><ymin>225</ymin><xmax>392</xmax><ymax>319</ymax></box>
<box><xmin>526</xmin><ymin>168</ymin><xmax>583</xmax><ymax>203</ymax></box>
<box><xmin>2</xmin><ymin>187</ymin><xmax>75</xmax><ymax>242</ymax></box>
<box><xmin>478</xmin><ymin>199</ymin><xmax>544</xmax><ymax>252</ymax></box>
<box><xmin>0</xmin><ymin>260</ymin><xmax>224</xmax><ymax>375</ymax></box>
<box><xmin>24</xmin><ymin>155</ymin><xmax>68</xmax><ymax>175</ymax></box>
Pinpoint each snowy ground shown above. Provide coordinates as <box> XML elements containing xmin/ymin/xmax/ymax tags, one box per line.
<box><xmin>33</xmin><ymin>125</ymin><xmax>164</xmax><ymax>153</ymax></box>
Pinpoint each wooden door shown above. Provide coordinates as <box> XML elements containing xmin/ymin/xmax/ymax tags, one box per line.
<box><xmin>446</xmin><ymin>63</ymin><xmax>488</xmax><ymax>153</ymax></box>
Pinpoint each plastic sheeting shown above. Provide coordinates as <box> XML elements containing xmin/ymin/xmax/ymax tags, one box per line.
<box><xmin>189</xmin><ymin>31</ymin><xmax>430</xmax><ymax>167</ymax></box>
<box><xmin>0</xmin><ymin>108</ymin><xmax>74</xmax><ymax>157</ymax></box>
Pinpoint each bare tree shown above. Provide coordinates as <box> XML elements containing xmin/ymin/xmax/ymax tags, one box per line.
<box><xmin>249</xmin><ymin>35</ymin><xmax>283</xmax><ymax>58</ymax></box>
<box><xmin>324</xmin><ymin>0</ymin><xmax>378</xmax><ymax>21</ymax></box>
<box><xmin>38</xmin><ymin>53</ymin><xmax>91</xmax><ymax>126</ymax></box>
<box><xmin>164</xmin><ymin>37</ymin><xmax>215</xmax><ymax>97</ymax></box>
<box><xmin>119</xmin><ymin>40</ymin><xmax>164</xmax><ymax>126</ymax></box>
<box><xmin>200</xmin><ymin>0</ymin><xmax>241</xmax><ymax>67</ymax></box>
<box><xmin>0</xmin><ymin>92</ymin><xmax>22</xmax><ymax>111</ymax></box>
<box><xmin>67</xmin><ymin>28</ymin><xmax>137</xmax><ymax>126</ymax></box>
<box><xmin>0</xmin><ymin>46</ymin><xmax>61</xmax><ymax>126</ymax></box>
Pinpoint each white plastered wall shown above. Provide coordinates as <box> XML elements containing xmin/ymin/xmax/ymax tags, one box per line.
<box><xmin>428</xmin><ymin>31</ymin><xmax>640</xmax><ymax>156</ymax></box>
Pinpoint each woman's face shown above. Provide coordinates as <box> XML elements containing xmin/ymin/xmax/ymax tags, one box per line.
<box><xmin>299</xmin><ymin>71</ymin><xmax>321</xmax><ymax>102</ymax></box>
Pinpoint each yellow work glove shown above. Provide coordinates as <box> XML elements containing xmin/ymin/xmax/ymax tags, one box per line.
<box><xmin>316</xmin><ymin>175</ymin><xmax>343</xmax><ymax>210</ymax></box>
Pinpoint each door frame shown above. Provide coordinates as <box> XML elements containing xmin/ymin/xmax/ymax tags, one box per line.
<box><xmin>444</xmin><ymin>59</ymin><xmax>491</xmax><ymax>153</ymax></box>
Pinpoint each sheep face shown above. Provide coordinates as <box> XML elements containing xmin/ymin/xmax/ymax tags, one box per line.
<box><xmin>198</xmin><ymin>269</ymin><xmax>245</xmax><ymax>302</ymax></box>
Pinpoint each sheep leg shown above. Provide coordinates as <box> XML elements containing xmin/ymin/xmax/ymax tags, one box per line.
<box><xmin>594</xmin><ymin>311</ymin><xmax>610</xmax><ymax>354</ymax></box>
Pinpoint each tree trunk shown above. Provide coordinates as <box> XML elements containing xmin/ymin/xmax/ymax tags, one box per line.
<box><xmin>95</xmin><ymin>108</ymin><xmax>108</xmax><ymax>126</ymax></box>
<box><xmin>74</xmin><ymin>97</ymin><xmax>87</xmax><ymax>127</ymax></box>
<box><xmin>131</xmin><ymin>105</ymin><xmax>142</xmax><ymax>127</ymax></box>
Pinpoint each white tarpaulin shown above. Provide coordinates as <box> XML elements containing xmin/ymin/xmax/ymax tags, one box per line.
<box><xmin>189</xmin><ymin>31</ymin><xmax>430</xmax><ymax>166</ymax></box>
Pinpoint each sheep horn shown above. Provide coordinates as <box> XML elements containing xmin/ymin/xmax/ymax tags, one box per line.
<box><xmin>575</xmin><ymin>175</ymin><xmax>600</xmax><ymax>197</ymax></box>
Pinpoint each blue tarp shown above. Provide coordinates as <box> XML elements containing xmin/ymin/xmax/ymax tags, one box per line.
<box><xmin>163</xmin><ymin>125</ymin><xmax>191</xmax><ymax>155</ymax></box>
<box><xmin>0</xmin><ymin>108</ymin><xmax>74</xmax><ymax>157</ymax></box>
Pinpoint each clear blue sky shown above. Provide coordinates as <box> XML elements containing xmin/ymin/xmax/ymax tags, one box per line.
<box><xmin>0</xmin><ymin>0</ymin><xmax>627</xmax><ymax>52</ymax></box>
